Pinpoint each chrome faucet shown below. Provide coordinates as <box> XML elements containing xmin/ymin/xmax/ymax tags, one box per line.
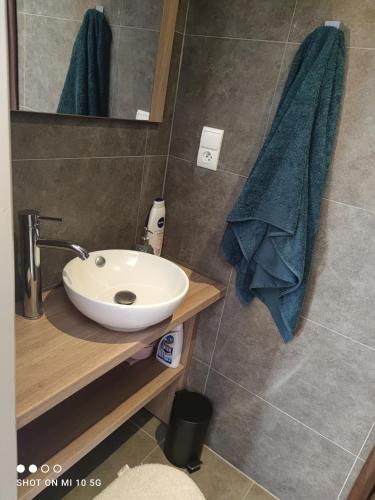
<box><xmin>18</xmin><ymin>209</ymin><xmax>89</xmax><ymax>319</ymax></box>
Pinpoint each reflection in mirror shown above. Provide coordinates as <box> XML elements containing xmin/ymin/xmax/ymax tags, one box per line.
<box><xmin>12</xmin><ymin>0</ymin><xmax>176</xmax><ymax>121</ymax></box>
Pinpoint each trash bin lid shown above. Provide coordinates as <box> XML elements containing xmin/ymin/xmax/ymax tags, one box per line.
<box><xmin>173</xmin><ymin>391</ymin><xmax>213</xmax><ymax>424</ymax></box>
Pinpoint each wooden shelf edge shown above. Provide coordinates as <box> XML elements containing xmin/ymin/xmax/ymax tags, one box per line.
<box><xmin>18</xmin><ymin>364</ymin><xmax>184</xmax><ymax>500</ymax></box>
<box><xmin>16</xmin><ymin>320</ymin><xmax>171</xmax><ymax>430</ymax></box>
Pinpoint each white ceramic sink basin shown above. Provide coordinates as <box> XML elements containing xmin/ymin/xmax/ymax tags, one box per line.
<box><xmin>62</xmin><ymin>250</ymin><xmax>189</xmax><ymax>332</ymax></box>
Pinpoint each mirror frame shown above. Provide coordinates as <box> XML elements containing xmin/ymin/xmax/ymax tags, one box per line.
<box><xmin>149</xmin><ymin>0</ymin><xmax>179</xmax><ymax>122</ymax></box>
<box><xmin>7</xmin><ymin>0</ymin><xmax>179</xmax><ymax>123</ymax></box>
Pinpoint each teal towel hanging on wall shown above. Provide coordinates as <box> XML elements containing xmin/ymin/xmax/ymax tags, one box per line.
<box><xmin>221</xmin><ymin>26</ymin><xmax>346</xmax><ymax>342</ymax></box>
<box><xmin>57</xmin><ymin>9</ymin><xmax>112</xmax><ymax>117</ymax></box>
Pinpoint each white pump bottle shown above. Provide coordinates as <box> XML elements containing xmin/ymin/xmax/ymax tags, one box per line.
<box><xmin>147</xmin><ymin>198</ymin><xmax>165</xmax><ymax>256</ymax></box>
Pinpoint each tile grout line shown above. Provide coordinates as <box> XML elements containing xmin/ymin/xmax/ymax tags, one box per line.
<box><xmin>322</xmin><ymin>195</ymin><xmax>375</xmax><ymax>216</ymax></box>
<box><xmin>210</xmin><ymin>367</ymin><xmax>358</xmax><ymax>459</ymax></box>
<box><xmin>249</xmin><ymin>481</ymin><xmax>280</xmax><ymax>500</ymax></box>
<box><xmin>110</xmin><ymin>25</ymin><xmax>160</xmax><ymax>33</ymax></box>
<box><xmin>203</xmin><ymin>269</ymin><xmax>233</xmax><ymax>395</ymax></box>
<box><xmin>262</xmin><ymin>0</ymin><xmax>298</xmax><ymax>137</ymax></box>
<box><xmin>22</xmin><ymin>13</ymin><xmax>26</xmax><ymax>109</ymax></box>
<box><xmin>140</xmin><ymin>440</ymin><xmax>165</xmax><ymax>465</ymax></box>
<box><xmin>134</xmin><ymin>128</ymin><xmax>150</xmax><ymax>245</ymax></box>
<box><xmin>12</xmin><ymin>154</ymin><xmax>166</xmax><ymax>162</ymax></box>
<box><xmin>303</xmin><ymin>316</ymin><xmax>375</xmax><ymax>351</ymax></box>
<box><xmin>17</xmin><ymin>11</ymin><xmax>82</xmax><ymax>23</ymax></box>
<box><xmin>129</xmin><ymin>419</ymin><xmax>163</xmax><ymax>444</ymax></box>
<box><xmin>18</xmin><ymin>11</ymin><xmax>160</xmax><ymax>32</ymax></box>
<box><xmin>183</xmin><ymin>32</ymin><xmax>375</xmax><ymax>52</ymax></box>
<box><xmin>185</xmin><ymin>33</ymin><xmax>287</xmax><ymax>44</ymax></box>
<box><xmin>240</xmin><ymin>479</ymin><xmax>280</xmax><ymax>500</ymax></box>
<box><xmin>161</xmin><ymin>0</ymin><xmax>190</xmax><ymax>196</ymax></box>
<box><xmin>169</xmin><ymin>153</ymin><xmax>248</xmax><ymax>178</ymax></box>
<box><xmin>204</xmin><ymin>444</ymin><xmax>256</xmax><ymax>485</ymax></box>
<box><xmin>336</xmin><ymin>421</ymin><xmax>375</xmax><ymax>499</ymax></box>
<box><xmin>241</xmin><ymin>482</ymin><xmax>254</xmax><ymax>500</ymax></box>
<box><xmin>191</xmin><ymin>355</ymin><xmax>209</xmax><ymax>368</ymax></box>
<box><xmin>130</xmin><ymin>418</ymin><xmax>160</xmax><ymax>442</ymax></box>
<box><xmin>111</xmin><ymin>10</ymin><xmax>122</xmax><ymax>120</ymax></box>
<box><xmin>336</xmin><ymin>458</ymin><xmax>359</xmax><ymax>500</ymax></box>
<box><xmin>358</xmin><ymin>421</ymin><xmax>375</xmax><ymax>459</ymax></box>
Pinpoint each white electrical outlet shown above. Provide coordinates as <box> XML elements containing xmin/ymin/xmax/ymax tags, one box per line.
<box><xmin>197</xmin><ymin>126</ymin><xmax>224</xmax><ymax>170</ymax></box>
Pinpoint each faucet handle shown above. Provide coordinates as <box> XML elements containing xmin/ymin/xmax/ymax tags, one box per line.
<box><xmin>18</xmin><ymin>210</ymin><xmax>63</xmax><ymax>227</ymax></box>
<box><xmin>39</xmin><ymin>215</ymin><xmax>63</xmax><ymax>222</ymax></box>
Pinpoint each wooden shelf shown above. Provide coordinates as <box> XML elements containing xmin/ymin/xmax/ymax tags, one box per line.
<box><xmin>16</xmin><ymin>265</ymin><xmax>225</xmax><ymax>428</ymax></box>
<box><xmin>17</xmin><ymin>357</ymin><xmax>184</xmax><ymax>500</ymax></box>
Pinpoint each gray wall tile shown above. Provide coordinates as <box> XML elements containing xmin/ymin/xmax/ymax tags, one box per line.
<box><xmin>304</xmin><ymin>199</ymin><xmax>375</xmax><ymax>348</ymax></box>
<box><xmin>16</xmin><ymin>13</ymin><xmax>25</xmax><ymax>108</ymax></box>
<box><xmin>121</xmin><ymin>0</ymin><xmax>163</xmax><ymax>30</ymax></box>
<box><xmin>171</xmin><ymin>36</ymin><xmax>284</xmax><ymax>175</ymax></box>
<box><xmin>11</xmin><ymin>112</ymin><xmax>147</xmax><ymax>159</ymax></box>
<box><xmin>24</xmin><ymin>15</ymin><xmax>80</xmax><ymax>113</ymax></box>
<box><xmin>205</xmin><ymin>370</ymin><xmax>354</xmax><ymax>500</ymax></box>
<box><xmin>21</xmin><ymin>0</ymin><xmax>122</xmax><ymax>24</ymax></box>
<box><xmin>265</xmin><ymin>43</ymin><xmax>299</xmax><ymax>134</ymax></box>
<box><xmin>187</xmin><ymin>0</ymin><xmax>295</xmax><ymax>41</ymax></box>
<box><xmin>146</xmin><ymin>33</ymin><xmax>183</xmax><ymax>156</ymax></box>
<box><xmin>327</xmin><ymin>48</ymin><xmax>375</xmax><ymax>212</ymax></box>
<box><xmin>13</xmin><ymin>157</ymin><xmax>143</xmax><ymax>288</ymax></box>
<box><xmin>163</xmin><ymin>156</ymin><xmax>244</xmax><ymax>284</ymax></box>
<box><xmin>175</xmin><ymin>0</ymin><xmax>188</xmax><ymax>33</ymax></box>
<box><xmin>186</xmin><ymin>357</ymin><xmax>209</xmax><ymax>394</ymax></box>
<box><xmin>193</xmin><ymin>297</ymin><xmax>225</xmax><ymax>365</ymax></box>
<box><xmin>212</xmin><ymin>285</ymin><xmax>375</xmax><ymax>453</ymax></box>
<box><xmin>137</xmin><ymin>155</ymin><xmax>166</xmax><ymax>241</ymax></box>
<box><xmin>191</xmin><ymin>446</ymin><xmax>252</xmax><ymax>500</ymax></box>
<box><xmin>112</xmin><ymin>27</ymin><xmax>159</xmax><ymax>120</ymax></box>
<box><xmin>108</xmin><ymin>25</ymin><xmax>120</xmax><ymax>118</ymax></box>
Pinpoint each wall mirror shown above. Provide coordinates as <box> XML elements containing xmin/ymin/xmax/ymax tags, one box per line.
<box><xmin>7</xmin><ymin>0</ymin><xmax>178</xmax><ymax>122</ymax></box>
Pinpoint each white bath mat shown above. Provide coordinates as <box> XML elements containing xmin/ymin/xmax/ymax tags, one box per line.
<box><xmin>94</xmin><ymin>463</ymin><xmax>205</xmax><ymax>500</ymax></box>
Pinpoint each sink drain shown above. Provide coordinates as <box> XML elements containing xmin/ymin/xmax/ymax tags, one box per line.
<box><xmin>95</xmin><ymin>256</ymin><xmax>106</xmax><ymax>267</ymax></box>
<box><xmin>114</xmin><ymin>291</ymin><xmax>137</xmax><ymax>305</ymax></box>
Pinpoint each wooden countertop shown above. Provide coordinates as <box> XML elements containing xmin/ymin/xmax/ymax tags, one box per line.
<box><xmin>16</xmin><ymin>266</ymin><xmax>225</xmax><ymax>429</ymax></box>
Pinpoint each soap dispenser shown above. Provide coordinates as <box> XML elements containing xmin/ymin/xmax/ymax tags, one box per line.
<box><xmin>135</xmin><ymin>227</ymin><xmax>154</xmax><ymax>254</ymax></box>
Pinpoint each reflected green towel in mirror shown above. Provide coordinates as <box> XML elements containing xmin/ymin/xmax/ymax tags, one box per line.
<box><xmin>57</xmin><ymin>9</ymin><xmax>112</xmax><ymax>117</ymax></box>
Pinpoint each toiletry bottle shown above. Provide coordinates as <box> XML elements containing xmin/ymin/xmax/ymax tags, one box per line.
<box><xmin>134</xmin><ymin>227</ymin><xmax>154</xmax><ymax>254</ymax></box>
<box><xmin>147</xmin><ymin>198</ymin><xmax>165</xmax><ymax>256</ymax></box>
<box><xmin>156</xmin><ymin>324</ymin><xmax>183</xmax><ymax>368</ymax></box>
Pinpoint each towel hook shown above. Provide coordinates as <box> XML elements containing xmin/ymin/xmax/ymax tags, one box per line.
<box><xmin>325</xmin><ymin>20</ymin><xmax>341</xmax><ymax>29</ymax></box>
<box><xmin>96</xmin><ymin>5</ymin><xmax>104</xmax><ymax>13</ymax></box>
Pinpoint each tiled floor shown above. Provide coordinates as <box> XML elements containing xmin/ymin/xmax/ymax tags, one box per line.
<box><xmin>36</xmin><ymin>409</ymin><xmax>276</xmax><ymax>500</ymax></box>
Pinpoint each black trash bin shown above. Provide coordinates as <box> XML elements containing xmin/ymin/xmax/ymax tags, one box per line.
<box><xmin>164</xmin><ymin>390</ymin><xmax>213</xmax><ymax>472</ymax></box>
